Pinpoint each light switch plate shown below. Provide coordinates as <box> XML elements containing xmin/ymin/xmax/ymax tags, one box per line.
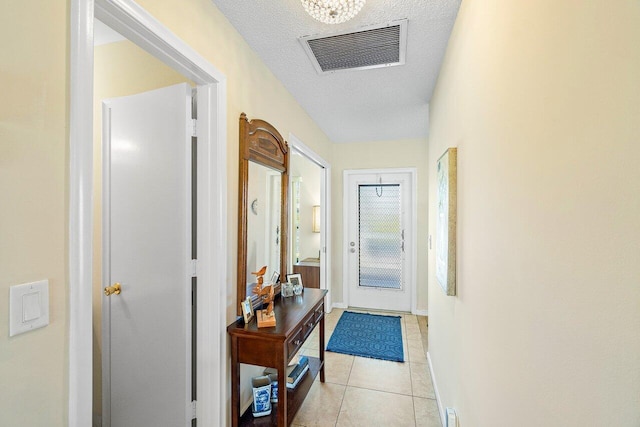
<box><xmin>446</xmin><ymin>407</ymin><xmax>458</xmax><ymax>427</ymax></box>
<box><xmin>9</xmin><ymin>279</ymin><xmax>49</xmax><ymax>337</ymax></box>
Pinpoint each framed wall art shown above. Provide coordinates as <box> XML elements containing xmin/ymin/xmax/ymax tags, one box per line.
<box><xmin>436</xmin><ymin>147</ymin><xmax>457</xmax><ymax>296</ymax></box>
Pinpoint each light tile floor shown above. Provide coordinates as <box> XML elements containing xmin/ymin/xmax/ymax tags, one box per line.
<box><xmin>292</xmin><ymin>308</ymin><xmax>441</xmax><ymax>427</ymax></box>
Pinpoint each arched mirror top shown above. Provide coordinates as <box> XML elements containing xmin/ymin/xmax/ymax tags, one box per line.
<box><xmin>240</xmin><ymin>113</ymin><xmax>288</xmax><ymax>171</ymax></box>
<box><xmin>237</xmin><ymin>113</ymin><xmax>289</xmax><ymax>315</ymax></box>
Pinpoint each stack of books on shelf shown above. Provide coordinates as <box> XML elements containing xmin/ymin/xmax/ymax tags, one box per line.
<box><xmin>263</xmin><ymin>355</ymin><xmax>309</xmax><ymax>393</ymax></box>
<box><xmin>286</xmin><ymin>355</ymin><xmax>309</xmax><ymax>389</ymax></box>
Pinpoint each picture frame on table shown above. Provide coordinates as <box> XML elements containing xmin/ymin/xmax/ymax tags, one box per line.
<box><xmin>242</xmin><ymin>296</ymin><xmax>254</xmax><ymax>323</ymax></box>
<box><xmin>270</xmin><ymin>271</ymin><xmax>280</xmax><ymax>285</ymax></box>
<box><xmin>287</xmin><ymin>273</ymin><xmax>304</xmax><ymax>295</ymax></box>
<box><xmin>287</xmin><ymin>273</ymin><xmax>303</xmax><ymax>288</ymax></box>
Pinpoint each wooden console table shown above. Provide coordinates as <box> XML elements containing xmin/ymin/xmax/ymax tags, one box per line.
<box><xmin>227</xmin><ymin>288</ymin><xmax>327</xmax><ymax>426</ymax></box>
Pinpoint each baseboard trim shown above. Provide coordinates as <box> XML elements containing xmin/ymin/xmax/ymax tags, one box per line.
<box><xmin>427</xmin><ymin>351</ymin><xmax>446</xmax><ymax>427</ymax></box>
<box><xmin>413</xmin><ymin>309</ymin><xmax>428</xmax><ymax>316</ymax></box>
<box><xmin>331</xmin><ymin>302</ymin><xmax>348</xmax><ymax>309</ymax></box>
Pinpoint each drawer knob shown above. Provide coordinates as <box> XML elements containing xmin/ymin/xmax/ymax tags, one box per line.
<box><xmin>294</xmin><ymin>339</ymin><xmax>302</xmax><ymax>346</ymax></box>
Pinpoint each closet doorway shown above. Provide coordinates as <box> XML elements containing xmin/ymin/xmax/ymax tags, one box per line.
<box><xmin>288</xmin><ymin>134</ymin><xmax>332</xmax><ymax>308</ymax></box>
<box><xmin>69</xmin><ymin>1</ymin><xmax>227</xmax><ymax>425</ymax></box>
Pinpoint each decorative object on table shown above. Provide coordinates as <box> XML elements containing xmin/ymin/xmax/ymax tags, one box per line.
<box><xmin>436</xmin><ymin>147</ymin><xmax>457</xmax><ymax>296</ymax></box>
<box><xmin>251</xmin><ymin>375</ymin><xmax>272</xmax><ymax>417</ymax></box>
<box><xmin>326</xmin><ymin>311</ymin><xmax>404</xmax><ymax>362</ymax></box>
<box><xmin>287</xmin><ymin>273</ymin><xmax>304</xmax><ymax>295</ymax></box>
<box><xmin>241</xmin><ymin>296</ymin><xmax>254</xmax><ymax>324</ymax></box>
<box><xmin>269</xmin><ymin>271</ymin><xmax>280</xmax><ymax>285</ymax></box>
<box><xmin>263</xmin><ymin>369</ymin><xmax>279</xmax><ymax>403</ymax></box>
<box><xmin>252</xmin><ymin>266</ymin><xmax>276</xmax><ymax>328</ymax></box>
<box><xmin>281</xmin><ymin>282</ymin><xmax>294</xmax><ymax>297</ymax></box>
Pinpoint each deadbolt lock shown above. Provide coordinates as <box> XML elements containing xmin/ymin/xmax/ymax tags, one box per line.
<box><xmin>104</xmin><ymin>283</ymin><xmax>121</xmax><ymax>296</ymax></box>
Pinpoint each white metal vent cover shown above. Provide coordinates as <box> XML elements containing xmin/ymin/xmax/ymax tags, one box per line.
<box><xmin>299</xmin><ymin>19</ymin><xmax>408</xmax><ymax>74</ymax></box>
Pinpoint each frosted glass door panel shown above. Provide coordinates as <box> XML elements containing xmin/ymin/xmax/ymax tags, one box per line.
<box><xmin>358</xmin><ymin>184</ymin><xmax>402</xmax><ymax>290</ymax></box>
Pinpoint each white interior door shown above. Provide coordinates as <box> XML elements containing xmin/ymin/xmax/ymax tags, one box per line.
<box><xmin>345</xmin><ymin>171</ymin><xmax>414</xmax><ymax>312</ymax></box>
<box><xmin>102</xmin><ymin>83</ymin><xmax>192</xmax><ymax>427</ymax></box>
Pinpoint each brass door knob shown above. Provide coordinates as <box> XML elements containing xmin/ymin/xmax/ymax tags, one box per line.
<box><xmin>104</xmin><ymin>283</ymin><xmax>121</xmax><ymax>296</ymax></box>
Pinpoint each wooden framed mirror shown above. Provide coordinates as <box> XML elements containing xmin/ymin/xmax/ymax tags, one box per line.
<box><xmin>237</xmin><ymin>113</ymin><xmax>289</xmax><ymax>315</ymax></box>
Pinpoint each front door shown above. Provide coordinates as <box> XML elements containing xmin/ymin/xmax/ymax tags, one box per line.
<box><xmin>345</xmin><ymin>170</ymin><xmax>414</xmax><ymax>312</ymax></box>
<box><xmin>102</xmin><ymin>83</ymin><xmax>193</xmax><ymax>426</ymax></box>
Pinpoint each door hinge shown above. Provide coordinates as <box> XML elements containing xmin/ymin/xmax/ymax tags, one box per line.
<box><xmin>190</xmin><ymin>259</ymin><xmax>198</xmax><ymax>278</ymax></box>
<box><xmin>190</xmin><ymin>400</ymin><xmax>197</xmax><ymax>420</ymax></box>
<box><xmin>191</xmin><ymin>118</ymin><xmax>197</xmax><ymax>137</ymax></box>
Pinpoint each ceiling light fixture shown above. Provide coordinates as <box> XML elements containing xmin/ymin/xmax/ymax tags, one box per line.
<box><xmin>301</xmin><ymin>0</ymin><xmax>366</xmax><ymax>25</ymax></box>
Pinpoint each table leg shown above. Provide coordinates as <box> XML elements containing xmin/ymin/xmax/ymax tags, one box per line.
<box><xmin>277</xmin><ymin>347</ymin><xmax>288</xmax><ymax>426</ymax></box>
<box><xmin>319</xmin><ymin>312</ymin><xmax>325</xmax><ymax>383</ymax></box>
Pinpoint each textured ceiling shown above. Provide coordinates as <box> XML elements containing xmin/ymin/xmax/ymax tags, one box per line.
<box><xmin>212</xmin><ymin>0</ymin><xmax>461</xmax><ymax>143</ymax></box>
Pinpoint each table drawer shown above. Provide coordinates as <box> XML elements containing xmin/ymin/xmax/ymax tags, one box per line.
<box><xmin>302</xmin><ymin>311</ymin><xmax>316</xmax><ymax>338</ymax></box>
<box><xmin>314</xmin><ymin>302</ymin><xmax>324</xmax><ymax>324</ymax></box>
<box><xmin>287</xmin><ymin>326</ymin><xmax>305</xmax><ymax>359</ymax></box>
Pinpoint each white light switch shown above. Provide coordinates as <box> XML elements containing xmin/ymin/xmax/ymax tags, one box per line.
<box><xmin>23</xmin><ymin>292</ymin><xmax>41</xmax><ymax>321</ymax></box>
<box><xmin>9</xmin><ymin>280</ymin><xmax>49</xmax><ymax>337</ymax></box>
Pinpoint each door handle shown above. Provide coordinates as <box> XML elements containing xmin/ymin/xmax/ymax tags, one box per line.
<box><xmin>104</xmin><ymin>283</ymin><xmax>122</xmax><ymax>296</ymax></box>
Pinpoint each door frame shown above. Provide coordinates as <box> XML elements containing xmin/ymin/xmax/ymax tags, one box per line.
<box><xmin>288</xmin><ymin>133</ymin><xmax>333</xmax><ymax>310</ymax></box>
<box><xmin>342</xmin><ymin>168</ymin><xmax>418</xmax><ymax>313</ymax></box>
<box><xmin>69</xmin><ymin>1</ymin><xmax>228</xmax><ymax>426</ymax></box>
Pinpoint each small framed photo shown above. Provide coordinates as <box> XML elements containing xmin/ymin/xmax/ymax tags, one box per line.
<box><xmin>242</xmin><ymin>296</ymin><xmax>254</xmax><ymax>323</ymax></box>
<box><xmin>270</xmin><ymin>271</ymin><xmax>280</xmax><ymax>285</ymax></box>
<box><xmin>287</xmin><ymin>273</ymin><xmax>303</xmax><ymax>295</ymax></box>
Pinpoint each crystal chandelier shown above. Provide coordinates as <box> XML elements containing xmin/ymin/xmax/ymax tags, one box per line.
<box><xmin>301</xmin><ymin>0</ymin><xmax>366</xmax><ymax>25</ymax></box>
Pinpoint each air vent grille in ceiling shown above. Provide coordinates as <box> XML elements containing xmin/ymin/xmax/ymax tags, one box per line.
<box><xmin>300</xmin><ymin>20</ymin><xmax>408</xmax><ymax>74</ymax></box>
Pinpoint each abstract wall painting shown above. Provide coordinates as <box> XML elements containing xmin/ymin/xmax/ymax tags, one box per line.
<box><xmin>436</xmin><ymin>148</ymin><xmax>457</xmax><ymax>296</ymax></box>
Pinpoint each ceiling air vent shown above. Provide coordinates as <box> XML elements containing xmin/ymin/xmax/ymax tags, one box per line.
<box><xmin>299</xmin><ymin>19</ymin><xmax>408</xmax><ymax>74</ymax></box>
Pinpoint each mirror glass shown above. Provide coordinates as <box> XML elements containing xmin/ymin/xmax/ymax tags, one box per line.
<box><xmin>245</xmin><ymin>161</ymin><xmax>282</xmax><ymax>292</ymax></box>
<box><xmin>290</xmin><ymin>155</ymin><xmax>322</xmax><ymax>265</ymax></box>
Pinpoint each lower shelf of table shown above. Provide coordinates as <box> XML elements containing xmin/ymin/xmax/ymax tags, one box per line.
<box><xmin>239</xmin><ymin>356</ymin><xmax>323</xmax><ymax>426</ymax></box>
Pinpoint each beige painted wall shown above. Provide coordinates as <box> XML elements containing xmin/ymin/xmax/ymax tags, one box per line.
<box><xmin>427</xmin><ymin>0</ymin><xmax>640</xmax><ymax>425</ymax></box>
<box><xmin>331</xmin><ymin>138</ymin><xmax>429</xmax><ymax>312</ymax></box>
<box><xmin>0</xmin><ymin>1</ymin><xmax>68</xmax><ymax>425</ymax></box>
<box><xmin>92</xmin><ymin>39</ymin><xmax>193</xmax><ymax>416</ymax></box>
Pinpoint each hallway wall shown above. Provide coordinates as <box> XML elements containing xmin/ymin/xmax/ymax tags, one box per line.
<box><xmin>0</xmin><ymin>2</ymin><xmax>68</xmax><ymax>425</ymax></box>
<box><xmin>427</xmin><ymin>0</ymin><xmax>640</xmax><ymax>425</ymax></box>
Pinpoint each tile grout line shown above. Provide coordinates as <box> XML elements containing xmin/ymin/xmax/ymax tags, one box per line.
<box><xmin>333</xmin><ymin>356</ymin><xmax>355</xmax><ymax>427</ymax></box>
